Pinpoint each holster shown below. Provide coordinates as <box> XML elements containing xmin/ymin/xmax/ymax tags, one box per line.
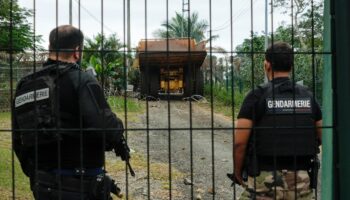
<box><xmin>307</xmin><ymin>157</ymin><xmax>320</xmax><ymax>189</ymax></box>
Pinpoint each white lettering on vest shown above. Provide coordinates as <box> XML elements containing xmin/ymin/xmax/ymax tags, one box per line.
<box><xmin>267</xmin><ymin>99</ymin><xmax>311</xmax><ymax>109</ymax></box>
<box><xmin>15</xmin><ymin>88</ymin><xmax>50</xmax><ymax>108</ymax></box>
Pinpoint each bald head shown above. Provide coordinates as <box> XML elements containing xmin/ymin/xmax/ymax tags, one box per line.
<box><xmin>49</xmin><ymin>25</ymin><xmax>84</xmax><ymax>62</ymax></box>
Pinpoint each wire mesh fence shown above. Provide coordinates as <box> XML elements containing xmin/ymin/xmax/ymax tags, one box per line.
<box><xmin>0</xmin><ymin>0</ymin><xmax>334</xmax><ymax>199</ymax></box>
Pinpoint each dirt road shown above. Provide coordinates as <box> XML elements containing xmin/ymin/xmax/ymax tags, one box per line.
<box><xmin>108</xmin><ymin>100</ymin><xmax>244</xmax><ymax>200</ymax></box>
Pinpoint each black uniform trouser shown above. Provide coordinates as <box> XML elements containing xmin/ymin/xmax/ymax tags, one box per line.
<box><xmin>30</xmin><ymin>171</ymin><xmax>112</xmax><ymax>200</ymax></box>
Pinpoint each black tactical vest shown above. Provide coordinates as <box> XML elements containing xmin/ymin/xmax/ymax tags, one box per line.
<box><xmin>251</xmin><ymin>80</ymin><xmax>318</xmax><ymax>171</ymax></box>
<box><xmin>13</xmin><ymin>63</ymin><xmax>75</xmax><ymax>146</ymax></box>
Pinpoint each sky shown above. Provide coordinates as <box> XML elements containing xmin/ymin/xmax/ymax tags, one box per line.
<box><xmin>18</xmin><ymin>0</ymin><xmax>290</xmax><ymax>53</ymax></box>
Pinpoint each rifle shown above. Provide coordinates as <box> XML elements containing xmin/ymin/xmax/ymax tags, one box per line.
<box><xmin>114</xmin><ymin>136</ymin><xmax>135</xmax><ymax>177</ymax></box>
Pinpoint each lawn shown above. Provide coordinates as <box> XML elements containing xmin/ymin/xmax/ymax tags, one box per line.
<box><xmin>0</xmin><ymin>112</ymin><xmax>32</xmax><ymax>199</ymax></box>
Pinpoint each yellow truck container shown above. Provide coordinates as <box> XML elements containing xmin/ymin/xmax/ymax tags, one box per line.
<box><xmin>135</xmin><ymin>38</ymin><xmax>207</xmax><ymax>98</ymax></box>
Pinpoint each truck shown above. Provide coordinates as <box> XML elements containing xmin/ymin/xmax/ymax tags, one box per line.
<box><xmin>135</xmin><ymin>38</ymin><xmax>207</xmax><ymax>98</ymax></box>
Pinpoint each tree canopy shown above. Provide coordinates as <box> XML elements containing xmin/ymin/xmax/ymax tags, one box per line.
<box><xmin>232</xmin><ymin>1</ymin><xmax>324</xmax><ymax>100</ymax></box>
<box><xmin>82</xmin><ymin>33</ymin><xmax>128</xmax><ymax>90</ymax></box>
<box><xmin>0</xmin><ymin>0</ymin><xmax>41</xmax><ymax>53</ymax></box>
<box><xmin>153</xmin><ymin>12</ymin><xmax>217</xmax><ymax>43</ymax></box>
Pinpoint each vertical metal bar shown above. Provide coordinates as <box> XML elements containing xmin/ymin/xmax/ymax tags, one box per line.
<box><xmin>230</xmin><ymin>0</ymin><xmax>236</xmax><ymax>199</ymax></box>
<box><xmin>249</xmin><ymin>0</ymin><xmax>257</xmax><ymax>198</ymax></box>
<box><xmin>209</xmin><ymin>0</ymin><xmax>215</xmax><ymax>199</ymax></box>
<box><xmin>332</xmin><ymin>0</ymin><xmax>350</xmax><ymax>198</ymax></box>
<box><xmin>321</xmin><ymin>0</ymin><xmax>333</xmax><ymax>198</ymax></box>
<box><xmin>78</xmin><ymin>0</ymin><xmax>81</xmax><ymax>28</ymax></box>
<box><xmin>9</xmin><ymin>0</ymin><xmax>15</xmax><ymax>199</ymax></box>
<box><xmin>77</xmin><ymin>0</ymin><xmax>84</xmax><ymax>199</ymax></box>
<box><xmin>329</xmin><ymin>0</ymin><xmax>338</xmax><ymax>198</ymax></box>
<box><xmin>181</xmin><ymin>0</ymin><xmax>194</xmax><ymax>199</ymax></box>
<box><xmin>165</xmin><ymin>1</ymin><xmax>172</xmax><ymax>199</ymax></box>
<box><xmin>123</xmin><ymin>0</ymin><xmax>130</xmax><ymax>198</ymax></box>
<box><xmin>69</xmin><ymin>0</ymin><xmax>72</xmax><ymax>25</ymax></box>
<box><xmin>100</xmin><ymin>0</ymin><xmax>107</xmax><ymax>199</ymax></box>
<box><xmin>144</xmin><ymin>0</ymin><xmax>151</xmax><ymax>199</ymax></box>
<box><xmin>330</xmin><ymin>0</ymin><xmax>338</xmax><ymax>197</ymax></box>
<box><xmin>264</xmin><ymin>0</ymin><xmax>268</xmax><ymax>50</ymax></box>
<box><xmin>268</xmin><ymin>1</ymin><xmax>278</xmax><ymax>199</ymax></box>
<box><xmin>185</xmin><ymin>1</ymin><xmax>194</xmax><ymax>199</ymax></box>
<box><xmin>310</xmin><ymin>1</ymin><xmax>318</xmax><ymax>199</ymax></box>
<box><xmin>290</xmin><ymin>1</ymin><xmax>298</xmax><ymax>199</ymax></box>
<box><xmin>54</xmin><ymin>1</ymin><xmax>63</xmax><ymax>199</ymax></box>
<box><xmin>32</xmin><ymin>0</ymin><xmax>40</xmax><ymax>199</ymax></box>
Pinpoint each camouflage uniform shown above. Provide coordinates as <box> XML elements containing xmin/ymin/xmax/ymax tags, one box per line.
<box><xmin>239</xmin><ymin>170</ymin><xmax>313</xmax><ymax>200</ymax></box>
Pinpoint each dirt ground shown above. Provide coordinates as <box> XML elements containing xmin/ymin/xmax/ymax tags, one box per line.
<box><xmin>107</xmin><ymin>100</ymin><xmax>245</xmax><ymax>200</ymax></box>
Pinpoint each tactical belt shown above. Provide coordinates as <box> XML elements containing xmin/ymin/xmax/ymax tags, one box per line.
<box><xmin>258</xmin><ymin>155</ymin><xmax>311</xmax><ymax>171</ymax></box>
<box><xmin>34</xmin><ymin>171</ymin><xmax>95</xmax><ymax>193</ymax></box>
<box><xmin>52</xmin><ymin>168</ymin><xmax>103</xmax><ymax>176</ymax></box>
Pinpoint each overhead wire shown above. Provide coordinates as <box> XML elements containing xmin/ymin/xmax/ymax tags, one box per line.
<box><xmin>73</xmin><ymin>0</ymin><xmax>115</xmax><ymax>33</ymax></box>
<box><xmin>212</xmin><ymin>0</ymin><xmax>258</xmax><ymax>32</ymax></box>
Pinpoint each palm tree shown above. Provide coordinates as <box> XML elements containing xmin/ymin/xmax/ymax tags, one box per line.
<box><xmin>153</xmin><ymin>12</ymin><xmax>218</xmax><ymax>43</ymax></box>
<box><xmin>82</xmin><ymin>33</ymin><xmax>127</xmax><ymax>90</ymax></box>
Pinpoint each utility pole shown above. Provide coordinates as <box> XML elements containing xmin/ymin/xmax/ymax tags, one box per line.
<box><xmin>264</xmin><ymin>0</ymin><xmax>268</xmax><ymax>83</ymax></box>
<box><xmin>264</xmin><ymin>0</ymin><xmax>268</xmax><ymax>50</ymax></box>
<box><xmin>126</xmin><ymin>0</ymin><xmax>131</xmax><ymax>84</ymax></box>
<box><xmin>69</xmin><ymin>0</ymin><xmax>72</xmax><ymax>25</ymax></box>
<box><xmin>182</xmin><ymin>0</ymin><xmax>189</xmax><ymax>38</ymax></box>
<box><xmin>127</xmin><ymin>0</ymin><xmax>131</xmax><ymax>52</ymax></box>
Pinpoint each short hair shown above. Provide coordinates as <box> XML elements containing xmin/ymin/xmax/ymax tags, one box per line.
<box><xmin>49</xmin><ymin>25</ymin><xmax>84</xmax><ymax>52</ymax></box>
<box><xmin>265</xmin><ymin>42</ymin><xmax>294</xmax><ymax>72</ymax></box>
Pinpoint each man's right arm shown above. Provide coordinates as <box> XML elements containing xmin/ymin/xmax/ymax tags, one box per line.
<box><xmin>76</xmin><ymin>72</ymin><xmax>124</xmax><ymax>149</ymax></box>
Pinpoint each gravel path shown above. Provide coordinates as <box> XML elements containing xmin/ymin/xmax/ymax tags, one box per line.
<box><xmin>108</xmin><ymin>100</ymin><xmax>244</xmax><ymax>200</ymax></box>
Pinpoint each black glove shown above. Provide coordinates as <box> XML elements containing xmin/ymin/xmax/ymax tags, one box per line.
<box><xmin>227</xmin><ymin>171</ymin><xmax>248</xmax><ymax>187</ymax></box>
<box><xmin>227</xmin><ymin>173</ymin><xmax>240</xmax><ymax>186</ymax></box>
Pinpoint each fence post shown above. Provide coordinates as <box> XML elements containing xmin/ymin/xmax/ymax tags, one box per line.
<box><xmin>321</xmin><ymin>0</ymin><xmax>333</xmax><ymax>199</ymax></box>
<box><xmin>334</xmin><ymin>0</ymin><xmax>350</xmax><ymax>199</ymax></box>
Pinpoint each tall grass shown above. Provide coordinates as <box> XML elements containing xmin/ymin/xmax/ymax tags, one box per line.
<box><xmin>107</xmin><ymin>96</ymin><xmax>144</xmax><ymax>113</ymax></box>
<box><xmin>204</xmin><ymin>84</ymin><xmax>247</xmax><ymax>118</ymax></box>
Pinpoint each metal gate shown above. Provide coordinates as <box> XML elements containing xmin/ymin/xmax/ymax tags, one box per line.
<box><xmin>1</xmin><ymin>0</ymin><xmax>348</xmax><ymax>199</ymax></box>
